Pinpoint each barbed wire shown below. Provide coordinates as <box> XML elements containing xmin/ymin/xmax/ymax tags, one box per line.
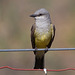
<box><xmin>0</xmin><ymin>48</ymin><xmax>75</xmax><ymax>52</ymax></box>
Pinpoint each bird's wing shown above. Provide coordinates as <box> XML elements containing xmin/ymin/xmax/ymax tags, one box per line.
<box><xmin>31</xmin><ymin>24</ymin><xmax>36</xmax><ymax>48</ymax></box>
<box><xmin>47</xmin><ymin>24</ymin><xmax>55</xmax><ymax>48</ymax></box>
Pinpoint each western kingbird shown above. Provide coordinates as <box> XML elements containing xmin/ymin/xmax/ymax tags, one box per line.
<box><xmin>30</xmin><ymin>8</ymin><xmax>55</xmax><ymax>69</ymax></box>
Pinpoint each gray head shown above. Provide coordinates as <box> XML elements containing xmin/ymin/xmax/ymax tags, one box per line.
<box><xmin>30</xmin><ymin>8</ymin><xmax>50</xmax><ymax>21</ymax></box>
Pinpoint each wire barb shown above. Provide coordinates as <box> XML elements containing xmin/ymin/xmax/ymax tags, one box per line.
<box><xmin>44</xmin><ymin>68</ymin><xmax>47</xmax><ymax>75</ymax></box>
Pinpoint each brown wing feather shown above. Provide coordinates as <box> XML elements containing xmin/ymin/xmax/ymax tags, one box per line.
<box><xmin>31</xmin><ymin>24</ymin><xmax>36</xmax><ymax>48</ymax></box>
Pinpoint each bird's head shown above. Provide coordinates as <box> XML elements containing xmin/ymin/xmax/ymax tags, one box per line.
<box><xmin>30</xmin><ymin>8</ymin><xmax>50</xmax><ymax>21</ymax></box>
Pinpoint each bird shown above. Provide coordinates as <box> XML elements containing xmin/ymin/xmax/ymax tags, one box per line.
<box><xmin>30</xmin><ymin>8</ymin><xmax>55</xmax><ymax>69</ymax></box>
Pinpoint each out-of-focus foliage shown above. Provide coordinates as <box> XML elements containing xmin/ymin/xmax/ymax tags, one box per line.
<box><xmin>0</xmin><ymin>0</ymin><xmax>75</xmax><ymax>75</ymax></box>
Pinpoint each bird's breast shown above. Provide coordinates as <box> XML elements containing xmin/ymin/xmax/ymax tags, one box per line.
<box><xmin>34</xmin><ymin>29</ymin><xmax>52</xmax><ymax>48</ymax></box>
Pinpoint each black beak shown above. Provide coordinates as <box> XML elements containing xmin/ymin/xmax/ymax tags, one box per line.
<box><xmin>30</xmin><ymin>14</ymin><xmax>36</xmax><ymax>17</ymax></box>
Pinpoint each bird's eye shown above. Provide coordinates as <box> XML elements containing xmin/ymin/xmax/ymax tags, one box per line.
<box><xmin>38</xmin><ymin>14</ymin><xmax>43</xmax><ymax>16</ymax></box>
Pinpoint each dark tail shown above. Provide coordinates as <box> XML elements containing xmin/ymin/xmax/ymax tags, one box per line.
<box><xmin>34</xmin><ymin>55</ymin><xmax>44</xmax><ymax>69</ymax></box>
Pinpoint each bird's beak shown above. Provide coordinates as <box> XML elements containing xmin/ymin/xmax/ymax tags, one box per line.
<box><xmin>30</xmin><ymin>14</ymin><xmax>36</xmax><ymax>17</ymax></box>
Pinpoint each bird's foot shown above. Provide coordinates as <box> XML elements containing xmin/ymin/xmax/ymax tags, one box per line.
<box><xmin>35</xmin><ymin>47</ymin><xmax>38</xmax><ymax>51</ymax></box>
<box><xmin>33</xmin><ymin>47</ymin><xmax>38</xmax><ymax>54</ymax></box>
<box><xmin>45</xmin><ymin>47</ymin><xmax>48</xmax><ymax>53</ymax></box>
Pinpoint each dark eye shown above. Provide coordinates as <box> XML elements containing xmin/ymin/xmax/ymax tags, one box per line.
<box><xmin>38</xmin><ymin>14</ymin><xmax>43</xmax><ymax>16</ymax></box>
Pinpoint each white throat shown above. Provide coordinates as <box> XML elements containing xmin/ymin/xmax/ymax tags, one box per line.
<box><xmin>35</xmin><ymin>16</ymin><xmax>51</xmax><ymax>34</ymax></box>
<box><xmin>35</xmin><ymin>16</ymin><xmax>51</xmax><ymax>28</ymax></box>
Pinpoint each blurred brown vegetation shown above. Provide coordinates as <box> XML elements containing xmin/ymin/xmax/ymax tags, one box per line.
<box><xmin>0</xmin><ymin>0</ymin><xmax>75</xmax><ymax>75</ymax></box>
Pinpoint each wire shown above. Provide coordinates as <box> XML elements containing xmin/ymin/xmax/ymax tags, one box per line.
<box><xmin>0</xmin><ymin>66</ymin><xmax>75</xmax><ymax>72</ymax></box>
<box><xmin>0</xmin><ymin>48</ymin><xmax>75</xmax><ymax>52</ymax></box>
<box><xmin>0</xmin><ymin>48</ymin><xmax>75</xmax><ymax>72</ymax></box>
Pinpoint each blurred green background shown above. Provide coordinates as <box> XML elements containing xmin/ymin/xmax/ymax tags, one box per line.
<box><xmin>0</xmin><ymin>0</ymin><xmax>75</xmax><ymax>75</ymax></box>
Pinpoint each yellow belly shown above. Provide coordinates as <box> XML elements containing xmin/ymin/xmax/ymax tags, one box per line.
<box><xmin>35</xmin><ymin>34</ymin><xmax>52</xmax><ymax>48</ymax></box>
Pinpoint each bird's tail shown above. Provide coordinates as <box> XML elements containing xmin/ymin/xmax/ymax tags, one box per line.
<box><xmin>34</xmin><ymin>55</ymin><xmax>44</xmax><ymax>69</ymax></box>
